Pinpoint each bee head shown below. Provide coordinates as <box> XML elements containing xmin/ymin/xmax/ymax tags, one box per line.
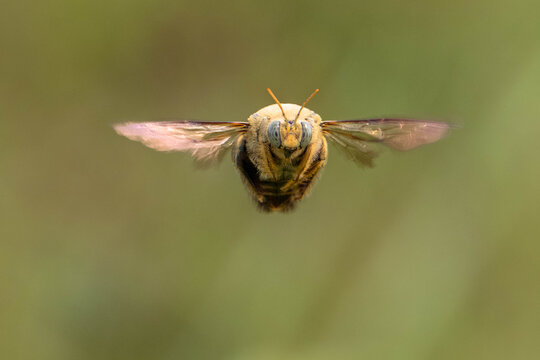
<box><xmin>262</xmin><ymin>89</ymin><xmax>319</xmax><ymax>153</ymax></box>
<box><xmin>265</xmin><ymin>119</ymin><xmax>311</xmax><ymax>151</ymax></box>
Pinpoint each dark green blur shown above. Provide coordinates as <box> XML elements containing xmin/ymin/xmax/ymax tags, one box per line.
<box><xmin>1</xmin><ymin>1</ymin><xmax>539</xmax><ymax>359</ymax></box>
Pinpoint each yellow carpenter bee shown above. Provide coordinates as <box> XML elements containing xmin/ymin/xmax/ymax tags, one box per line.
<box><xmin>115</xmin><ymin>89</ymin><xmax>450</xmax><ymax>212</ymax></box>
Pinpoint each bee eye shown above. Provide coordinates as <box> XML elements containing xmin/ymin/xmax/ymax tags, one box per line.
<box><xmin>267</xmin><ymin>121</ymin><xmax>281</xmax><ymax>147</ymax></box>
<box><xmin>300</xmin><ymin>121</ymin><xmax>312</xmax><ymax>148</ymax></box>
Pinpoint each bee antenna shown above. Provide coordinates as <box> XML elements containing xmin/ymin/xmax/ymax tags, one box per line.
<box><xmin>294</xmin><ymin>88</ymin><xmax>319</xmax><ymax>123</ymax></box>
<box><xmin>266</xmin><ymin>88</ymin><xmax>287</xmax><ymax>118</ymax></box>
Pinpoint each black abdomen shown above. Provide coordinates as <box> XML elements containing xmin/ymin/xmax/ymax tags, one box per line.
<box><xmin>233</xmin><ymin>138</ymin><xmax>322</xmax><ymax>212</ymax></box>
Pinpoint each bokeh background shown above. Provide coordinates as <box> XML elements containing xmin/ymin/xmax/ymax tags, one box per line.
<box><xmin>2</xmin><ymin>1</ymin><xmax>539</xmax><ymax>359</ymax></box>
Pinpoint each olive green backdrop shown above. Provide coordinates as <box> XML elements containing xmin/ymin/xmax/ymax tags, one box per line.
<box><xmin>1</xmin><ymin>1</ymin><xmax>539</xmax><ymax>359</ymax></box>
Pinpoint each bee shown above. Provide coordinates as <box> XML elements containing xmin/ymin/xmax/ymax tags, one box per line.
<box><xmin>114</xmin><ymin>89</ymin><xmax>450</xmax><ymax>212</ymax></box>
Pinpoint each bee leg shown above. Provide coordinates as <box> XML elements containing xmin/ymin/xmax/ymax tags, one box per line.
<box><xmin>294</xmin><ymin>157</ymin><xmax>326</xmax><ymax>198</ymax></box>
<box><xmin>280</xmin><ymin>139</ymin><xmax>327</xmax><ymax>198</ymax></box>
<box><xmin>281</xmin><ymin>139</ymin><xmax>327</xmax><ymax>193</ymax></box>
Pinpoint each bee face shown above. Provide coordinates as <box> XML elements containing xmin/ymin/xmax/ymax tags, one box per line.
<box><xmin>249</xmin><ymin>104</ymin><xmax>322</xmax><ymax>159</ymax></box>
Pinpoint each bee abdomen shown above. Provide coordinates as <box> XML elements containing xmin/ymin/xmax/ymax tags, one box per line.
<box><xmin>233</xmin><ymin>139</ymin><xmax>299</xmax><ymax>212</ymax></box>
<box><xmin>258</xmin><ymin>195</ymin><xmax>297</xmax><ymax>212</ymax></box>
<box><xmin>256</xmin><ymin>181</ymin><xmax>299</xmax><ymax>212</ymax></box>
<box><xmin>233</xmin><ymin>136</ymin><xmax>324</xmax><ymax>212</ymax></box>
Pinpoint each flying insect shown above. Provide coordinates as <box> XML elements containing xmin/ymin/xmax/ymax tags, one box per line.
<box><xmin>115</xmin><ymin>89</ymin><xmax>450</xmax><ymax>211</ymax></box>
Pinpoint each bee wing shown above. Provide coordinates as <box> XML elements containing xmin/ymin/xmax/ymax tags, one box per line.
<box><xmin>321</xmin><ymin>119</ymin><xmax>451</xmax><ymax>167</ymax></box>
<box><xmin>114</xmin><ymin>121</ymin><xmax>249</xmax><ymax>165</ymax></box>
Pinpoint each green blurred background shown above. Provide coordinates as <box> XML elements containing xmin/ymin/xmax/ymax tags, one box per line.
<box><xmin>2</xmin><ymin>0</ymin><xmax>539</xmax><ymax>359</ymax></box>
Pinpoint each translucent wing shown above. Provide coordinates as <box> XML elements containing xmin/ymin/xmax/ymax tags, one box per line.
<box><xmin>114</xmin><ymin>121</ymin><xmax>249</xmax><ymax>165</ymax></box>
<box><xmin>321</xmin><ymin>119</ymin><xmax>450</xmax><ymax>167</ymax></box>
